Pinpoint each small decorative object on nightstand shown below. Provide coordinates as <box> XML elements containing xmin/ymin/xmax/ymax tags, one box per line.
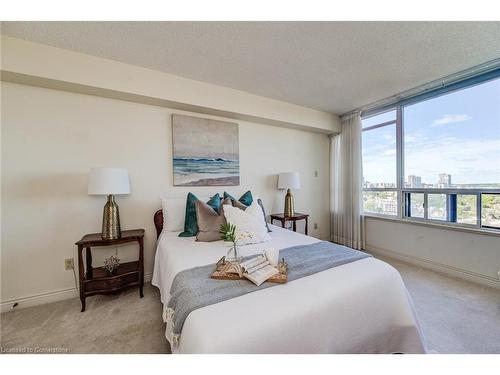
<box><xmin>270</xmin><ymin>213</ymin><xmax>309</xmax><ymax>235</ymax></box>
<box><xmin>75</xmin><ymin>229</ymin><xmax>144</xmax><ymax>312</ymax></box>
<box><xmin>104</xmin><ymin>255</ymin><xmax>120</xmax><ymax>276</ymax></box>
<box><xmin>88</xmin><ymin>167</ymin><xmax>131</xmax><ymax>240</ymax></box>
<box><xmin>277</xmin><ymin>172</ymin><xmax>301</xmax><ymax>217</ymax></box>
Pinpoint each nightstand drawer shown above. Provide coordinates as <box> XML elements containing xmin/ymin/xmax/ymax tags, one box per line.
<box><xmin>85</xmin><ymin>272</ymin><xmax>139</xmax><ymax>293</ymax></box>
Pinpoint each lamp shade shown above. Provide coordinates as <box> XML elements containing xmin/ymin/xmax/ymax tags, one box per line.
<box><xmin>277</xmin><ymin>172</ymin><xmax>301</xmax><ymax>190</ymax></box>
<box><xmin>88</xmin><ymin>168</ymin><xmax>131</xmax><ymax>195</ymax></box>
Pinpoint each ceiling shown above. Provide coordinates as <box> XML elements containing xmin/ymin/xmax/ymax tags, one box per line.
<box><xmin>2</xmin><ymin>21</ymin><xmax>500</xmax><ymax>114</ymax></box>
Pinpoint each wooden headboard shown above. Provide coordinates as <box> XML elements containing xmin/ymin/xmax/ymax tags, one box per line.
<box><xmin>154</xmin><ymin>210</ymin><xmax>163</xmax><ymax>239</ymax></box>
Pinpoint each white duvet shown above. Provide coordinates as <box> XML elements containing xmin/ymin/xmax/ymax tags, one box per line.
<box><xmin>152</xmin><ymin>225</ymin><xmax>426</xmax><ymax>354</ymax></box>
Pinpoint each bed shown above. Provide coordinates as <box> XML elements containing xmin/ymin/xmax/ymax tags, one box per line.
<box><xmin>151</xmin><ymin>209</ymin><xmax>426</xmax><ymax>354</ymax></box>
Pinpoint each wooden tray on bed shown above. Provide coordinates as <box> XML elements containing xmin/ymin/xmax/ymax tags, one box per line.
<box><xmin>211</xmin><ymin>260</ymin><xmax>288</xmax><ymax>284</ymax></box>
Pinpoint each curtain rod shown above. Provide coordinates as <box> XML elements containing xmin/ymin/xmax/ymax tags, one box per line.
<box><xmin>341</xmin><ymin>58</ymin><xmax>500</xmax><ymax>119</ymax></box>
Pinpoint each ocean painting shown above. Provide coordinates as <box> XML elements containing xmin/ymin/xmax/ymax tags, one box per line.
<box><xmin>172</xmin><ymin>114</ymin><xmax>240</xmax><ymax>186</ymax></box>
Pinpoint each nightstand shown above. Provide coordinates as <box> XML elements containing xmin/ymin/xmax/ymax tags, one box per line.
<box><xmin>75</xmin><ymin>229</ymin><xmax>145</xmax><ymax>312</ymax></box>
<box><xmin>270</xmin><ymin>213</ymin><xmax>309</xmax><ymax>235</ymax></box>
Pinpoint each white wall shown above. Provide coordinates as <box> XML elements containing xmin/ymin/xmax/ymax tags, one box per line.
<box><xmin>1</xmin><ymin>82</ymin><xmax>331</xmax><ymax>308</ymax></box>
<box><xmin>365</xmin><ymin>217</ymin><xmax>500</xmax><ymax>287</ymax></box>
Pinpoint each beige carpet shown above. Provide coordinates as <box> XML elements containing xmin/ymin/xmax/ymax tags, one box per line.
<box><xmin>1</xmin><ymin>258</ymin><xmax>499</xmax><ymax>354</ymax></box>
<box><xmin>1</xmin><ymin>284</ymin><xmax>170</xmax><ymax>354</ymax></box>
<box><xmin>383</xmin><ymin>258</ymin><xmax>500</xmax><ymax>354</ymax></box>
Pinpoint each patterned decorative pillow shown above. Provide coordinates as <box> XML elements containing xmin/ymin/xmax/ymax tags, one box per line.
<box><xmin>223</xmin><ymin>203</ymin><xmax>271</xmax><ymax>245</ymax></box>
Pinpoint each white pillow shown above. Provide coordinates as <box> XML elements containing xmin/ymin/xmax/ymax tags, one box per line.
<box><xmin>161</xmin><ymin>197</ymin><xmax>186</xmax><ymax>232</ymax></box>
<box><xmin>223</xmin><ymin>203</ymin><xmax>271</xmax><ymax>245</ymax></box>
<box><xmin>161</xmin><ymin>196</ymin><xmax>211</xmax><ymax>232</ymax></box>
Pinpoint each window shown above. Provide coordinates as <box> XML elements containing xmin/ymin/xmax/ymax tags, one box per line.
<box><xmin>456</xmin><ymin>194</ymin><xmax>477</xmax><ymax>225</ymax></box>
<box><xmin>361</xmin><ymin>73</ymin><xmax>500</xmax><ymax>233</ymax></box>
<box><xmin>406</xmin><ymin>192</ymin><xmax>424</xmax><ymax>218</ymax></box>
<box><xmin>362</xmin><ymin>121</ymin><xmax>397</xmax><ymax>188</ymax></box>
<box><xmin>362</xmin><ymin>110</ymin><xmax>397</xmax><ymax>215</ymax></box>
<box><xmin>482</xmin><ymin>194</ymin><xmax>500</xmax><ymax>229</ymax></box>
<box><xmin>363</xmin><ymin>191</ymin><xmax>398</xmax><ymax>216</ymax></box>
<box><xmin>428</xmin><ymin>194</ymin><xmax>447</xmax><ymax>221</ymax></box>
<box><xmin>404</xmin><ymin>78</ymin><xmax>500</xmax><ymax>189</ymax></box>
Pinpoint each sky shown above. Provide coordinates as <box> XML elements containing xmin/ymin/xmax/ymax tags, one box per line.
<box><xmin>362</xmin><ymin>77</ymin><xmax>500</xmax><ymax>186</ymax></box>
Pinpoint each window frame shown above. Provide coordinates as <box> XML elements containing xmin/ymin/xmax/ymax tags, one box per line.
<box><xmin>361</xmin><ymin>72</ymin><xmax>500</xmax><ymax>235</ymax></box>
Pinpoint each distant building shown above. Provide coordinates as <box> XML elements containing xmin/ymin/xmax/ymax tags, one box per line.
<box><xmin>437</xmin><ymin>173</ymin><xmax>451</xmax><ymax>188</ymax></box>
<box><xmin>364</xmin><ymin>181</ymin><xmax>396</xmax><ymax>188</ymax></box>
<box><xmin>407</xmin><ymin>175</ymin><xmax>422</xmax><ymax>188</ymax></box>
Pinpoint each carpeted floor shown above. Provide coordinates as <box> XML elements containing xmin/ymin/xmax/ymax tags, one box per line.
<box><xmin>384</xmin><ymin>258</ymin><xmax>500</xmax><ymax>354</ymax></box>
<box><xmin>1</xmin><ymin>284</ymin><xmax>170</xmax><ymax>354</ymax></box>
<box><xmin>1</xmin><ymin>257</ymin><xmax>499</xmax><ymax>354</ymax></box>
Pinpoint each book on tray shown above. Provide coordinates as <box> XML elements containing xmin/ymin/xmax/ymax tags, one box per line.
<box><xmin>227</xmin><ymin>254</ymin><xmax>279</xmax><ymax>286</ymax></box>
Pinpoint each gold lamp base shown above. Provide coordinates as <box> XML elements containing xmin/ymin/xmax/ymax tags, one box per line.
<box><xmin>102</xmin><ymin>194</ymin><xmax>121</xmax><ymax>240</ymax></box>
<box><xmin>284</xmin><ymin>188</ymin><xmax>295</xmax><ymax>217</ymax></box>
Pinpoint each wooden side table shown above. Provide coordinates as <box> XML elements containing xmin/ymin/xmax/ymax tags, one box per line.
<box><xmin>270</xmin><ymin>213</ymin><xmax>309</xmax><ymax>235</ymax></box>
<box><xmin>75</xmin><ymin>229</ymin><xmax>145</xmax><ymax>312</ymax></box>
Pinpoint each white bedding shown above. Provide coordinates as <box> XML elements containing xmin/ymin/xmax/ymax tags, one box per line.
<box><xmin>152</xmin><ymin>225</ymin><xmax>426</xmax><ymax>354</ymax></box>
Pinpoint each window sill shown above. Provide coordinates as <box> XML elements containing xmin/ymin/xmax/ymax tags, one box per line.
<box><xmin>363</xmin><ymin>214</ymin><xmax>500</xmax><ymax>238</ymax></box>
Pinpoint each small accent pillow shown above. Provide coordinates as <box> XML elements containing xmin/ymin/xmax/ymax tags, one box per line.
<box><xmin>223</xmin><ymin>203</ymin><xmax>271</xmax><ymax>245</ymax></box>
<box><xmin>224</xmin><ymin>191</ymin><xmax>253</xmax><ymax>206</ymax></box>
<box><xmin>195</xmin><ymin>199</ymin><xmax>228</xmax><ymax>242</ymax></box>
<box><xmin>179</xmin><ymin>193</ymin><xmax>221</xmax><ymax>237</ymax></box>
<box><xmin>232</xmin><ymin>199</ymin><xmax>248</xmax><ymax>211</ymax></box>
<box><xmin>256</xmin><ymin>198</ymin><xmax>272</xmax><ymax>233</ymax></box>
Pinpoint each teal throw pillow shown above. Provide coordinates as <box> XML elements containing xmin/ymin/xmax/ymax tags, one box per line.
<box><xmin>179</xmin><ymin>192</ymin><xmax>221</xmax><ymax>237</ymax></box>
<box><xmin>223</xmin><ymin>190</ymin><xmax>253</xmax><ymax>206</ymax></box>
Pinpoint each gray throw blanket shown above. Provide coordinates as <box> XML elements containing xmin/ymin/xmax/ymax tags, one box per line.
<box><xmin>166</xmin><ymin>241</ymin><xmax>371</xmax><ymax>346</ymax></box>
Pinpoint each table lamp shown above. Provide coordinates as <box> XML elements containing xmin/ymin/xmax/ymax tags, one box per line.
<box><xmin>277</xmin><ymin>172</ymin><xmax>301</xmax><ymax>217</ymax></box>
<box><xmin>88</xmin><ymin>168</ymin><xmax>130</xmax><ymax>240</ymax></box>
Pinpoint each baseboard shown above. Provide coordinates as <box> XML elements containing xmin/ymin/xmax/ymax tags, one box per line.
<box><xmin>367</xmin><ymin>246</ymin><xmax>500</xmax><ymax>289</ymax></box>
<box><xmin>0</xmin><ymin>287</ymin><xmax>78</xmax><ymax>313</ymax></box>
<box><xmin>1</xmin><ymin>273</ymin><xmax>153</xmax><ymax>313</ymax></box>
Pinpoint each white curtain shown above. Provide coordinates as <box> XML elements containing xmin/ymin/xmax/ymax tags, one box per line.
<box><xmin>330</xmin><ymin>112</ymin><xmax>364</xmax><ymax>249</ymax></box>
